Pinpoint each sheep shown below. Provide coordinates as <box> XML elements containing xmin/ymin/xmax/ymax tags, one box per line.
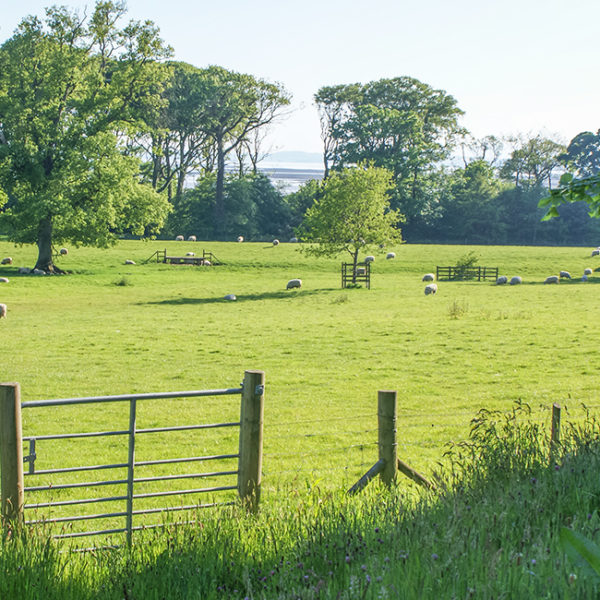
<box><xmin>424</xmin><ymin>283</ymin><xmax>437</xmax><ymax>295</ymax></box>
<box><xmin>175</xmin><ymin>235</ymin><xmax>184</xmax><ymax>241</ymax></box>
<box><xmin>237</xmin><ymin>236</ymin><xmax>244</xmax><ymax>243</ymax></box>
<box><xmin>582</xmin><ymin>275</ymin><xmax>589</xmax><ymax>282</ymax></box>
<box><xmin>203</xmin><ymin>260</ymin><xmax>211</xmax><ymax>266</ymax></box>
<box><xmin>559</xmin><ymin>271</ymin><xmax>571</xmax><ymax>279</ymax></box>
<box><xmin>365</xmin><ymin>256</ymin><xmax>375</xmax><ymax>263</ymax></box>
<box><xmin>422</xmin><ymin>273</ymin><xmax>435</xmax><ymax>282</ymax></box>
<box><xmin>290</xmin><ymin>237</ymin><xmax>298</xmax><ymax>243</ymax></box>
<box><xmin>510</xmin><ymin>276</ymin><xmax>522</xmax><ymax>285</ymax></box>
<box><xmin>187</xmin><ymin>235</ymin><xmax>196</xmax><ymax>242</ymax></box>
<box><xmin>1</xmin><ymin>257</ymin><xmax>12</xmax><ymax>265</ymax></box>
<box><xmin>496</xmin><ymin>275</ymin><xmax>508</xmax><ymax>285</ymax></box>
<box><xmin>356</xmin><ymin>267</ymin><xmax>366</xmax><ymax>275</ymax></box>
<box><xmin>124</xmin><ymin>259</ymin><xmax>136</xmax><ymax>265</ymax></box>
<box><xmin>0</xmin><ymin>304</ymin><xmax>6</xmax><ymax>319</ymax></box>
<box><xmin>186</xmin><ymin>252</ymin><xmax>195</xmax><ymax>257</ymax></box>
<box><xmin>273</xmin><ymin>239</ymin><xmax>280</xmax><ymax>246</ymax></box>
<box><xmin>584</xmin><ymin>268</ymin><xmax>593</xmax><ymax>276</ymax></box>
<box><xmin>286</xmin><ymin>278</ymin><xmax>302</xmax><ymax>290</ymax></box>
<box><xmin>0</xmin><ymin>278</ymin><xmax>8</xmax><ymax>283</ymax></box>
<box><xmin>17</xmin><ymin>267</ymin><xmax>30</xmax><ymax>274</ymax></box>
<box><xmin>386</xmin><ymin>252</ymin><xmax>396</xmax><ymax>260</ymax></box>
<box><xmin>32</xmin><ymin>268</ymin><xmax>46</xmax><ymax>275</ymax></box>
<box><xmin>545</xmin><ymin>275</ymin><xmax>559</xmax><ymax>284</ymax></box>
<box><xmin>592</xmin><ymin>249</ymin><xmax>600</xmax><ymax>257</ymax></box>
<box><xmin>59</xmin><ymin>248</ymin><xmax>68</xmax><ymax>255</ymax></box>
<box><xmin>224</xmin><ymin>294</ymin><xmax>237</xmax><ymax>301</ymax></box>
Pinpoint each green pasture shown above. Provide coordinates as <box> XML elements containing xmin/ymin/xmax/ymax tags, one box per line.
<box><xmin>0</xmin><ymin>239</ymin><xmax>599</xmax><ymax>535</ymax></box>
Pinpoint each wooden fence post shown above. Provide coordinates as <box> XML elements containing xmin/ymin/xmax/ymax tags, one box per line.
<box><xmin>378</xmin><ymin>390</ymin><xmax>397</xmax><ymax>487</ymax></box>
<box><xmin>238</xmin><ymin>370</ymin><xmax>265</xmax><ymax>512</ymax></box>
<box><xmin>0</xmin><ymin>383</ymin><xmax>24</xmax><ymax>525</ymax></box>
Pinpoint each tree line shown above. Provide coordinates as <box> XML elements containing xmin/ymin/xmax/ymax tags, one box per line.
<box><xmin>0</xmin><ymin>2</ymin><xmax>598</xmax><ymax>272</ymax></box>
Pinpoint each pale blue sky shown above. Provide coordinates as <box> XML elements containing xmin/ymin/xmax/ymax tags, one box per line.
<box><xmin>3</xmin><ymin>0</ymin><xmax>599</xmax><ymax>155</ymax></box>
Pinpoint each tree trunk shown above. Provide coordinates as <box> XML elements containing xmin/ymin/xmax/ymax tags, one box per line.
<box><xmin>352</xmin><ymin>248</ymin><xmax>359</xmax><ymax>284</ymax></box>
<box><xmin>35</xmin><ymin>216</ymin><xmax>63</xmax><ymax>273</ymax></box>
<box><xmin>214</xmin><ymin>137</ymin><xmax>226</xmax><ymax>240</ymax></box>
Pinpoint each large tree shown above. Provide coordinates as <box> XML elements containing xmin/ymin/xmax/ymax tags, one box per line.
<box><xmin>559</xmin><ymin>130</ymin><xmax>600</xmax><ymax>178</ymax></box>
<box><xmin>297</xmin><ymin>165</ymin><xmax>403</xmax><ymax>280</ymax></box>
<box><xmin>0</xmin><ymin>2</ymin><xmax>172</xmax><ymax>272</ymax></box>
<box><xmin>315</xmin><ymin>77</ymin><xmax>464</xmax><ymax>235</ymax></box>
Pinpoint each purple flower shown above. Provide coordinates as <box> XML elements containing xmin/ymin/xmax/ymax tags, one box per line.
<box><xmin>431</xmin><ymin>553</ymin><xmax>439</xmax><ymax>560</ymax></box>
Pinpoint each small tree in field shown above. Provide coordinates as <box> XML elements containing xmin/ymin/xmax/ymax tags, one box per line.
<box><xmin>297</xmin><ymin>165</ymin><xmax>403</xmax><ymax>282</ymax></box>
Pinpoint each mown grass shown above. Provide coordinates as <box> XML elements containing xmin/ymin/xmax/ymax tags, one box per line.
<box><xmin>1</xmin><ymin>240</ymin><xmax>600</xmax><ymax>532</ymax></box>
<box><xmin>2</xmin><ymin>404</ymin><xmax>600</xmax><ymax>599</ymax></box>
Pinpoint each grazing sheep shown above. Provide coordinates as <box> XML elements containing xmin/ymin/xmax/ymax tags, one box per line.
<box><xmin>187</xmin><ymin>235</ymin><xmax>196</xmax><ymax>242</ymax></box>
<box><xmin>584</xmin><ymin>268</ymin><xmax>593</xmax><ymax>276</ymax></box>
<box><xmin>0</xmin><ymin>278</ymin><xmax>8</xmax><ymax>283</ymax></box>
<box><xmin>32</xmin><ymin>268</ymin><xmax>46</xmax><ymax>275</ymax></box>
<box><xmin>237</xmin><ymin>236</ymin><xmax>244</xmax><ymax>243</ymax></box>
<box><xmin>0</xmin><ymin>304</ymin><xmax>6</xmax><ymax>319</ymax></box>
<box><xmin>175</xmin><ymin>235</ymin><xmax>184</xmax><ymax>241</ymax></box>
<box><xmin>1</xmin><ymin>257</ymin><xmax>12</xmax><ymax>265</ymax></box>
<box><xmin>290</xmin><ymin>237</ymin><xmax>298</xmax><ymax>243</ymax></box>
<box><xmin>17</xmin><ymin>267</ymin><xmax>30</xmax><ymax>274</ymax></box>
<box><xmin>559</xmin><ymin>271</ymin><xmax>571</xmax><ymax>279</ymax></box>
<box><xmin>224</xmin><ymin>294</ymin><xmax>237</xmax><ymax>301</ymax></box>
<box><xmin>386</xmin><ymin>252</ymin><xmax>396</xmax><ymax>260</ymax></box>
<box><xmin>186</xmin><ymin>252</ymin><xmax>195</xmax><ymax>257</ymax></box>
<box><xmin>365</xmin><ymin>256</ymin><xmax>375</xmax><ymax>263</ymax></box>
<box><xmin>286</xmin><ymin>278</ymin><xmax>302</xmax><ymax>290</ymax></box>
<box><xmin>545</xmin><ymin>275</ymin><xmax>559</xmax><ymax>284</ymax></box>
<box><xmin>510</xmin><ymin>276</ymin><xmax>522</xmax><ymax>285</ymax></box>
<box><xmin>496</xmin><ymin>275</ymin><xmax>508</xmax><ymax>285</ymax></box>
<box><xmin>273</xmin><ymin>239</ymin><xmax>280</xmax><ymax>246</ymax></box>
<box><xmin>424</xmin><ymin>283</ymin><xmax>437</xmax><ymax>295</ymax></box>
<box><xmin>203</xmin><ymin>260</ymin><xmax>211</xmax><ymax>266</ymax></box>
<box><xmin>592</xmin><ymin>249</ymin><xmax>600</xmax><ymax>257</ymax></box>
<box><xmin>356</xmin><ymin>267</ymin><xmax>366</xmax><ymax>275</ymax></box>
<box><xmin>59</xmin><ymin>248</ymin><xmax>68</xmax><ymax>255</ymax></box>
<box><xmin>124</xmin><ymin>259</ymin><xmax>136</xmax><ymax>265</ymax></box>
<box><xmin>582</xmin><ymin>275</ymin><xmax>589</xmax><ymax>282</ymax></box>
<box><xmin>422</xmin><ymin>273</ymin><xmax>435</xmax><ymax>282</ymax></box>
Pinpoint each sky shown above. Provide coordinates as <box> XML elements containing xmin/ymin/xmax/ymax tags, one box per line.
<box><xmin>3</xmin><ymin>0</ymin><xmax>600</xmax><ymax>158</ymax></box>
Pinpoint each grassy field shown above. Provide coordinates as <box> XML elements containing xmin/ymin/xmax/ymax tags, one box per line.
<box><xmin>1</xmin><ymin>239</ymin><xmax>599</xmax><ymax>523</ymax></box>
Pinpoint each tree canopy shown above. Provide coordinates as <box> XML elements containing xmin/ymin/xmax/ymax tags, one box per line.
<box><xmin>297</xmin><ymin>165</ymin><xmax>403</xmax><ymax>275</ymax></box>
<box><xmin>0</xmin><ymin>1</ymin><xmax>172</xmax><ymax>271</ymax></box>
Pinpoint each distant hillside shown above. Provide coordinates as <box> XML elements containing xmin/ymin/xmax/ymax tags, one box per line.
<box><xmin>265</xmin><ymin>151</ymin><xmax>322</xmax><ymax>163</ymax></box>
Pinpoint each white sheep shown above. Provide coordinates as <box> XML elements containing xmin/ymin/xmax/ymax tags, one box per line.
<box><xmin>59</xmin><ymin>248</ymin><xmax>68</xmax><ymax>255</ymax></box>
<box><xmin>187</xmin><ymin>235</ymin><xmax>196</xmax><ymax>242</ymax></box>
<box><xmin>424</xmin><ymin>283</ymin><xmax>437</xmax><ymax>295</ymax></box>
<box><xmin>592</xmin><ymin>249</ymin><xmax>600</xmax><ymax>257</ymax></box>
<box><xmin>356</xmin><ymin>267</ymin><xmax>366</xmax><ymax>275</ymax></box>
<box><xmin>0</xmin><ymin>304</ymin><xmax>6</xmax><ymax>319</ymax></box>
<box><xmin>559</xmin><ymin>271</ymin><xmax>571</xmax><ymax>279</ymax></box>
<box><xmin>237</xmin><ymin>236</ymin><xmax>244</xmax><ymax>243</ymax></box>
<box><xmin>584</xmin><ymin>268</ymin><xmax>593</xmax><ymax>276</ymax></box>
<box><xmin>510</xmin><ymin>276</ymin><xmax>522</xmax><ymax>285</ymax></box>
<box><xmin>0</xmin><ymin>278</ymin><xmax>8</xmax><ymax>283</ymax></box>
<box><xmin>124</xmin><ymin>259</ymin><xmax>136</xmax><ymax>265</ymax></box>
<box><xmin>175</xmin><ymin>235</ymin><xmax>184</xmax><ymax>241</ymax></box>
<box><xmin>17</xmin><ymin>267</ymin><xmax>30</xmax><ymax>274</ymax></box>
<box><xmin>224</xmin><ymin>294</ymin><xmax>237</xmax><ymax>301</ymax></box>
<box><xmin>203</xmin><ymin>260</ymin><xmax>211</xmax><ymax>266</ymax></box>
<box><xmin>365</xmin><ymin>256</ymin><xmax>375</xmax><ymax>263</ymax></box>
<box><xmin>422</xmin><ymin>273</ymin><xmax>435</xmax><ymax>282</ymax></box>
<box><xmin>186</xmin><ymin>252</ymin><xmax>195</xmax><ymax>257</ymax></box>
<box><xmin>32</xmin><ymin>268</ymin><xmax>46</xmax><ymax>275</ymax></box>
<box><xmin>545</xmin><ymin>275</ymin><xmax>559</xmax><ymax>284</ymax></box>
<box><xmin>582</xmin><ymin>275</ymin><xmax>589</xmax><ymax>282</ymax></box>
<box><xmin>496</xmin><ymin>275</ymin><xmax>508</xmax><ymax>285</ymax></box>
<box><xmin>290</xmin><ymin>237</ymin><xmax>298</xmax><ymax>243</ymax></box>
<box><xmin>386</xmin><ymin>252</ymin><xmax>396</xmax><ymax>260</ymax></box>
<box><xmin>273</xmin><ymin>239</ymin><xmax>280</xmax><ymax>246</ymax></box>
<box><xmin>1</xmin><ymin>257</ymin><xmax>12</xmax><ymax>265</ymax></box>
<box><xmin>286</xmin><ymin>278</ymin><xmax>302</xmax><ymax>290</ymax></box>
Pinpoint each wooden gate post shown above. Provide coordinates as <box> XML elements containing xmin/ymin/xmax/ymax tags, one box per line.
<box><xmin>0</xmin><ymin>383</ymin><xmax>24</xmax><ymax>525</ymax></box>
<box><xmin>550</xmin><ymin>403</ymin><xmax>561</xmax><ymax>462</ymax></box>
<box><xmin>378</xmin><ymin>390</ymin><xmax>397</xmax><ymax>487</ymax></box>
<box><xmin>238</xmin><ymin>370</ymin><xmax>265</xmax><ymax>512</ymax></box>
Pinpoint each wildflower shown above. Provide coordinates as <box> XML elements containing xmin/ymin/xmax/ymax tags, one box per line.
<box><xmin>361</xmin><ymin>564</ymin><xmax>367</xmax><ymax>571</ymax></box>
<box><xmin>345</xmin><ymin>556</ymin><xmax>351</xmax><ymax>564</ymax></box>
<box><xmin>431</xmin><ymin>553</ymin><xmax>439</xmax><ymax>561</ymax></box>
<box><xmin>569</xmin><ymin>573</ymin><xmax>577</xmax><ymax>584</ymax></box>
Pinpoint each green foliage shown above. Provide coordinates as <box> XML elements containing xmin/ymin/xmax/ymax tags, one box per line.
<box><xmin>540</xmin><ymin>172</ymin><xmax>600</xmax><ymax>221</ymax></box>
<box><xmin>561</xmin><ymin>527</ymin><xmax>600</xmax><ymax>579</ymax></box>
<box><xmin>297</xmin><ymin>165</ymin><xmax>403</xmax><ymax>267</ymax></box>
<box><xmin>560</xmin><ymin>130</ymin><xmax>600</xmax><ymax>177</ymax></box>
<box><xmin>453</xmin><ymin>250</ymin><xmax>479</xmax><ymax>280</ymax></box>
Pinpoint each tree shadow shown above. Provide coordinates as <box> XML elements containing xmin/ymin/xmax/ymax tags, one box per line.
<box><xmin>143</xmin><ymin>288</ymin><xmax>337</xmax><ymax>306</ymax></box>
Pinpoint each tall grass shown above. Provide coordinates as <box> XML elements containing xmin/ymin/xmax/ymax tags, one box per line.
<box><xmin>3</xmin><ymin>404</ymin><xmax>600</xmax><ymax>598</ymax></box>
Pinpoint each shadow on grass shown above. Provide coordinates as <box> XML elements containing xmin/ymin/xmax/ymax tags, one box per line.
<box><xmin>142</xmin><ymin>288</ymin><xmax>338</xmax><ymax>306</ymax></box>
